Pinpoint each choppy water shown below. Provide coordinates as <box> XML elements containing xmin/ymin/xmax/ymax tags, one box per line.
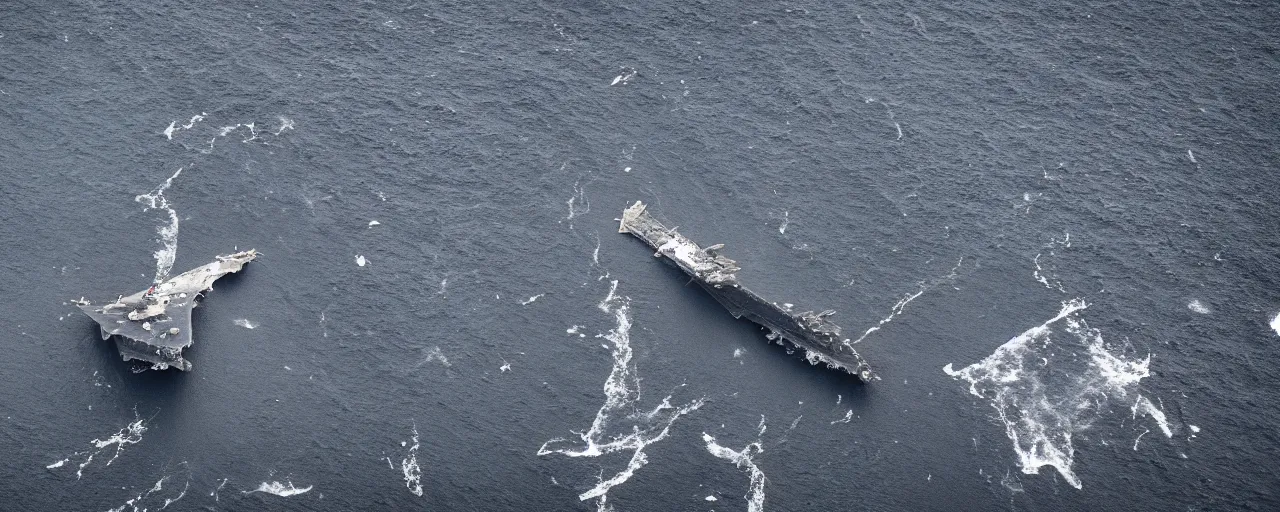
<box><xmin>2</xmin><ymin>1</ymin><xmax>1279</xmax><ymax>510</ymax></box>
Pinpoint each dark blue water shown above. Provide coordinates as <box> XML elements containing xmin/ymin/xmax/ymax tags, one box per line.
<box><xmin>3</xmin><ymin>0</ymin><xmax>1278</xmax><ymax>510</ymax></box>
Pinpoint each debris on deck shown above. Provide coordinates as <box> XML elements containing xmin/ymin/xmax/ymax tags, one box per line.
<box><xmin>619</xmin><ymin>202</ymin><xmax>873</xmax><ymax>381</ymax></box>
<box><xmin>76</xmin><ymin>250</ymin><xmax>258</xmax><ymax>371</ymax></box>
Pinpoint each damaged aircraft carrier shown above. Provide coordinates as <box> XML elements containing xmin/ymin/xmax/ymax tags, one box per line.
<box><xmin>618</xmin><ymin>201</ymin><xmax>875</xmax><ymax>382</ymax></box>
<box><xmin>76</xmin><ymin>249</ymin><xmax>257</xmax><ymax>371</ymax></box>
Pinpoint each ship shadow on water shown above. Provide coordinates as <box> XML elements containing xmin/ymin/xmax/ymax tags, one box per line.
<box><xmin>645</xmin><ymin>258</ymin><xmax>875</xmax><ymax>406</ymax></box>
<box><xmin>86</xmin><ymin>326</ymin><xmax>191</xmax><ymax>410</ymax></box>
<box><xmin>82</xmin><ymin>265</ymin><xmax>257</xmax><ymax>407</ymax></box>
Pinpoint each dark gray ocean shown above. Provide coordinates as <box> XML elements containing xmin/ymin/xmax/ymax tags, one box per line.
<box><xmin>2</xmin><ymin>1</ymin><xmax>1278</xmax><ymax>510</ymax></box>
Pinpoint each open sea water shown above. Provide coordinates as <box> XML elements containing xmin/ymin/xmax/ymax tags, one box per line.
<box><xmin>1</xmin><ymin>0</ymin><xmax>1278</xmax><ymax>510</ymax></box>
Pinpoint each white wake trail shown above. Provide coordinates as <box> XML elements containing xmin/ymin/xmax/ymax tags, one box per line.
<box><xmin>539</xmin><ymin>281</ymin><xmax>704</xmax><ymax>506</ymax></box>
<box><xmin>703</xmin><ymin>420</ymin><xmax>767</xmax><ymax>512</ymax></box>
<box><xmin>134</xmin><ymin>167</ymin><xmax>185</xmax><ymax>284</ymax></box>
<box><xmin>850</xmin><ymin>257</ymin><xmax>964</xmax><ymax>345</ymax></box>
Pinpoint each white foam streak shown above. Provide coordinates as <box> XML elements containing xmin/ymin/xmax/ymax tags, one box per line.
<box><xmin>106</xmin><ymin>476</ymin><xmax>187</xmax><ymax>512</ymax></box>
<box><xmin>1032</xmin><ymin>253</ymin><xmax>1065</xmax><ymax>293</ymax></box>
<box><xmin>1033</xmin><ymin>234</ymin><xmax>1071</xmax><ymax>292</ymax></box>
<box><xmin>106</xmin><ymin>477</ymin><xmax>163</xmax><ymax>512</ymax></box>
<box><xmin>850</xmin><ymin>258</ymin><xmax>964</xmax><ymax>345</ymax></box>
<box><xmin>597</xmin><ymin>280</ymin><xmax>619</xmax><ymax>312</ymax></box>
<box><xmin>248</xmin><ymin>481</ymin><xmax>312</xmax><ymax>497</ymax></box>
<box><xmin>850</xmin><ymin>288</ymin><xmax>924</xmax><ymax>345</ymax></box>
<box><xmin>703</xmin><ymin>432</ymin><xmax>766</xmax><ymax>512</ymax></box>
<box><xmin>1132</xmin><ymin>396</ymin><xmax>1173</xmax><ymax>438</ymax></box>
<box><xmin>158</xmin><ymin>480</ymin><xmax>188</xmax><ymax>510</ymax></box>
<box><xmin>134</xmin><ymin>168</ymin><xmax>184</xmax><ymax>284</ymax></box>
<box><xmin>163</xmin><ymin>113</ymin><xmax>205</xmax><ymax>140</ymax></box>
<box><xmin>944</xmin><ymin>299</ymin><xmax>1152</xmax><ymax>489</ymax></box>
<box><xmin>51</xmin><ymin>414</ymin><xmax>147</xmax><ymax>479</ymax></box>
<box><xmin>566</xmin><ymin>181</ymin><xmax>589</xmax><ymax>222</ymax></box>
<box><xmin>91</xmin><ymin>418</ymin><xmax>148</xmax><ymax>466</ymax></box>
<box><xmin>539</xmin><ymin>283</ymin><xmax>704</xmax><ymax>503</ymax></box>
<box><xmin>609</xmin><ymin>68</ymin><xmax>637</xmax><ymax>86</ymax></box>
<box><xmin>1133</xmin><ymin>428</ymin><xmax>1150</xmax><ymax>451</ymax></box>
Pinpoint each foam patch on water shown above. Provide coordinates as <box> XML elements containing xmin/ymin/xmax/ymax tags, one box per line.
<box><xmin>134</xmin><ymin>167</ymin><xmax>184</xmax><ymax>284</ymax></box>
<box><xmin>539</xmin><ymin>281</ymin><xmax>705</xmax><ymax>507</ymax></box>
<box><xmin>49</xmin><ymin>413</ymin><xmax>147</xmax><ymax>479</ymax></box>
<box><xmin>233</xmin><ymin>318</ymin><xmax>257</xmax><ymax>329</ymax></box>
<box><xmin>247</xmin><ymin>480</ymin><xmax>312</xmax><ymax>497</ymax></box>
<box><xmin>274</xmin><ymin>116</ymin><xmax>295</xmax><ymax>135</ymax></box>
<box><xmin>703</xmin><ymin>421</ymin><xmax>767</xmax><ymax>512</ymax></box>
<box><xmin>944</xmin><ymin>299</ymin><xmax>1152</xmax><ymax>489</ymax></box>
<box><xmin>416</xmin><ymin>347</ymin><xmax>451</xmax><ymax>368</ymax></box>
<box><xmin>210</xmin><ymin>478</ymin><xmax>229</xmax><ymax>501</ymax></box>
<box><xmin>400</xmin><ymin>425</ymin><xmax>423</xmax><ymax>496</ymax></box>
<box><xmin>609</xmin><ymin>68</ymin><xmax>637</xmax><ymax>86</ymax></box>
<box><xmin>1187</xmin><ymin>300</ymin><xmax>1210</xmax><ymax>314</ymax></box>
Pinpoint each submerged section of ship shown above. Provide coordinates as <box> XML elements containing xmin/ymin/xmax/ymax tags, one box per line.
<box><xmin>76</xmin><ymin>250</ymin><xmax>257</xmax><ymax>371</ymax></box>
<box><xmin>618</xmin><ymin>202</ymin><xmax>874</xmax><ymax>382</ymax></box>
